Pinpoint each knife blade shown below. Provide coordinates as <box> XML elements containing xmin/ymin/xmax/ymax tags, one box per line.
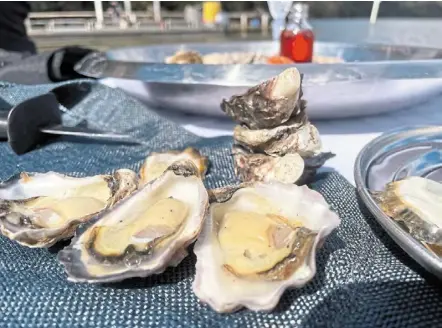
<box><xmin>0</xmin><ymin>92</ymin><xmax>140</xmax><ymax>155</ymax></box>
<box><xmin>39</xmin><ymin>124</ymin><xmax>136</xmax><ymax>142</ymax></box>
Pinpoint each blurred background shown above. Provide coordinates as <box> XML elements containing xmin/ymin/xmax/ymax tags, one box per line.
<box><xmin>26</xmin><ymin>1</ymin><xmax>442</xmax><ymax>52</ymax></box>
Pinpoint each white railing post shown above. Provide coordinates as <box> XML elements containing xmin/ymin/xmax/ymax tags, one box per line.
<box><xmin>370</xmin><ymin>0</ymin><xmax>381</xmax><ymax>24</ymax></box>
<box><xmin>124</xmin><ymin>0</ymin><xmax>136</xmax><ymax>25</ymax></box>
<box><xmin>240</xmin><ymin>13</ymin><xmax>248</xmax><ymax>36</ymax></box>
<box><xmin>153</xmin><ymin>1</ymin><xmax>161</xmax><ymax>23</ymax></box>
<box><xmin>94</xmin><ymin>0</ymin><xmax>103</xmax><ymax>29</ymax></box>
<box><xmin>124</xmin><ymin>0</ymin><xmax>132</xmax><ymax>16</ymax></box>
<box><xmin>261</xmin><ymin>13</ymin><xmax>269</xmax><ymax>36</ymax></box>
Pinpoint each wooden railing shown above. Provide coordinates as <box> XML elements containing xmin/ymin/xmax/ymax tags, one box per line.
<box><xmin>26</xmin><ymin>11</ymin><xmax>270</xmax><ymax>35</ymax></box>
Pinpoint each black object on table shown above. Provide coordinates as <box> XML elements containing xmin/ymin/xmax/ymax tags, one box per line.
<box><xmin>0</xmin><ymin>46</ymin><xmax>94</xmax><ymax>84</ymax></box>
<box><xmin>0</xmin><ymin>92</ymin><xmax>140</xmax><ymax>155</ymax></box>
<box><xmin>0</xmin><ymin>43</ymin><xmax>141</xmax><ymax>154</ymax></box>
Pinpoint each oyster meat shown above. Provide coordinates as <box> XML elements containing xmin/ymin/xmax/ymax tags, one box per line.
<box><xmin>140</xmin><ymin>147</ymin><xmax>208</xmax><ymax>185</ymax></box>
<box><xmin>165</xmin><ymin>50</ymin><xmax>203</xmax><ymax>64</ymax></box>
<box><xmin>0</xmin><ymin>170</ymin><xmax>138</xmax><ymax>248</ymax></box>
<box><xmin>163</xmin><ymin>49</ymin><xmax>342</xmax><ymax>65</ymax></box>
<box><xmin>58</xmin><ymin>161</ymin><xmax>209</xmax><ymax>283</ymax></box>
<box><xmin>221</xmin><ymin>68</ymin><xmax>303</xmax><ymax>129</ymax></box>
<box><xmin>193</xmin><ymin>182</ymin><xmax>340</xmax><ymax>312</ymax></box>
<box><xmin>373</xmin><ymin>176</ymin><xmax>442</xmax><ymax>248</ymax></box>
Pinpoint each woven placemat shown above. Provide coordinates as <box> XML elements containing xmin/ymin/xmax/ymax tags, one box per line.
<box><xmin>0</xmin><ymin>81</ymin><xmax>440</xmax><ymax>328</ymax></box>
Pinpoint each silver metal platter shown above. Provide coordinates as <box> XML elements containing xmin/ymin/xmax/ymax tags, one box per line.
<box><xmin>354</xmin><ymin>125</ymin><xmax>442</xmax><ymax>279</ymax></box>
<box><xmin>103</xmin><ymin>41</ymin><xmax>442</xmax><ymax>120</ymax></box>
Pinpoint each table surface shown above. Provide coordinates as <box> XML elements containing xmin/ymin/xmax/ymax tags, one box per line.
<box><xmin>150</xmin><ymin>92</ymin><xmax>442</xmax><ymax>185</ymax></box>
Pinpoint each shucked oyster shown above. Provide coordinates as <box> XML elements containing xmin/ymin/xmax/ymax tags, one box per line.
<box><xmin>165</xmin><ymin>50</ymin><xmax>203</xmax><ymax>64</ymax></box>
<box><xmin>221</xmin><ymin>68</ymin><xmax>303</xmax><ymax>129</ymax></box>
<box><xmin>372</xmin><ymin>177</ymin><xmax>442</xmax><ymax>248</ymax></box>
<box><xmin>234</xmin><ymin>119</ymin><xmax>322</xmax><ymax>157</ymax></box>
<box><xmin>193</xmin><ymin>182</ymin><xmax>340</xmax><ymax>312</ymax></box>
<box><xmin>0</xmin><ymin>170</ymin><xmax>137</xmax><ymax>248</ymax></box>
<box><xmin>58</xmin><ymin>160</ymin><xmax>209</xmax><ymax>283</ymax></box>
<box><xmin>140</xmin><ymin>147</ymin><xmax>208</xmax><ymax>185</ymax></box>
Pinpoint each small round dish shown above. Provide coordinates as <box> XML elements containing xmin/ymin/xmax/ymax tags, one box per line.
<box><xmin>354</xmin><ymin>125</ymin><xmax>442</xmax><ymax>279</ymax></box>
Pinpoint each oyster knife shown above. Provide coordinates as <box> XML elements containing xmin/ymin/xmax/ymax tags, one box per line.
<box><xmin>0</xmin><ymin>92</ymin><xmax>139</xmax><ymax>155</ymax></box>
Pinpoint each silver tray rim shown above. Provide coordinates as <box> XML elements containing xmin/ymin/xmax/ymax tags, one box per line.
<box><xmin>354</xmin><ymin>125</ymin><xmax>442</xmax><ymax>279</ymax></box>
<box><xmin>106</xmin><ymin>40</ymin><xmax>442</xmax><ymax>84</ymax></box>
<box><xmin>107</xmin><ymin>39</ymin><xmax>442</xmax><ymax>64</ymax></box>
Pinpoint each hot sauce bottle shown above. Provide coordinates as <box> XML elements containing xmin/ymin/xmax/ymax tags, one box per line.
<box><xmin>280</xmin><ymin>3</ymin><xmax>314</xmax><ymax>63</ymax></box>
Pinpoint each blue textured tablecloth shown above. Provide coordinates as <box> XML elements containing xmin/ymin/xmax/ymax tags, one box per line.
<box><xmin>0</xmin><ymin>80</ymin><xmax>441</xmax><ymax>328</ymax></box>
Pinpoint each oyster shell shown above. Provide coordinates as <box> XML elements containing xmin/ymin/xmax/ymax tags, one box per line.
<box><xmin>234</xmin><ymin>119</ymin><xmax>321</xmax><ymax>157</ymax></box>
<box><xmin>298</xmin><ymin>152</ymin><xmax>336</xmax><ymax>185</ymax></box>
<box><xmin>232</xmin><ymin>146</ymin><xmax>334</xmax><ymax>184</ymax></box>
<box><xmin>140</xmin><ymin>147</ymin><xmax>208</xmax><ymax>185</ymax></box>
<box><xmin>165</xmin><ymin>50</ymin><xmax>203</xmax><ymax>64</ymax></box>
<box><xmin>232</xmin><ymin>145</ymin><xmax>305</xmax><ymax>184</ymax></box>
<box><xmin>221</xmin><ymin>68</ymin><xmax>303</xmax><ymax>129</ymax></box>
<box><xmin>0</xmin><ymin>170</ymin><xmax>138</xmax><ymax>248</ymax></box>
<box><xmin>372</xmin><ymin>176</ymin><xmax>442</xmax><ymax>247</ymax></box>
<box><xmin>193</xmin><ymin>182</ymin><xmax>340</xmax><ymax>312</ymax></box>
<box><xmin>58</xmin><ymin>160</ymin><xmax>209</xmax><ymax>283</ymax></box>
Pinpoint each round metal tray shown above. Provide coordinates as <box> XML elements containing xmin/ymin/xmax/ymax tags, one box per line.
<box><xmin>103</xmin><ymin>41</ymin><xmax>442</xmax><ymax>120</ymax></box>
<box><xmin>354</xmin><ymin>125</ymin><xmax>442</xmax><ymax>279</ymax></box>
<box><xmin>107</xmin><ymin>40</ymin><xmax>442</xmax><ymax>63</ymax></box>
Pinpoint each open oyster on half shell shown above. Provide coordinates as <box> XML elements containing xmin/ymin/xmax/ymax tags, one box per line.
<box><xmin>0</xmin><ymin>170</ymin><xmax>138</xmax><ymax>248</ymax></box>
<box><xmin>140</xmin><ymin>147</ymin><xmax>208</xmax><ymax>185</ymax></box>
<box><xmin>221</xmin><ymin>68</ymin><xmax>303</xmax><ymax>129</ymax></box>
<box><xmin>58</xmin><ymin>160</ymin><xmax>209</xmax><ymax>283</ymax></box>
<box><xmin>372</xmin><ymin>176</ymin><xmax>442</xmax><ymax>252</ymax></box>
<box><xmin>193</xmin><ymin>182</ymin><xmax>340</xmax><ymax>312</ymax></box>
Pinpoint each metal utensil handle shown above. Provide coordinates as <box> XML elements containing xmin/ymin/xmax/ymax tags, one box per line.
<box><xmin>0</xmin><ymin>110</ymin><xmax>9</xmax><ymax>139</ymax></box>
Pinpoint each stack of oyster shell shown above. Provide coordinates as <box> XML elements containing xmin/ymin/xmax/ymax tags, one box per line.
<box><xmin>221</xmin><ymin>67</ymin><xmax>333</xmax><ymax>185</ymax></box>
